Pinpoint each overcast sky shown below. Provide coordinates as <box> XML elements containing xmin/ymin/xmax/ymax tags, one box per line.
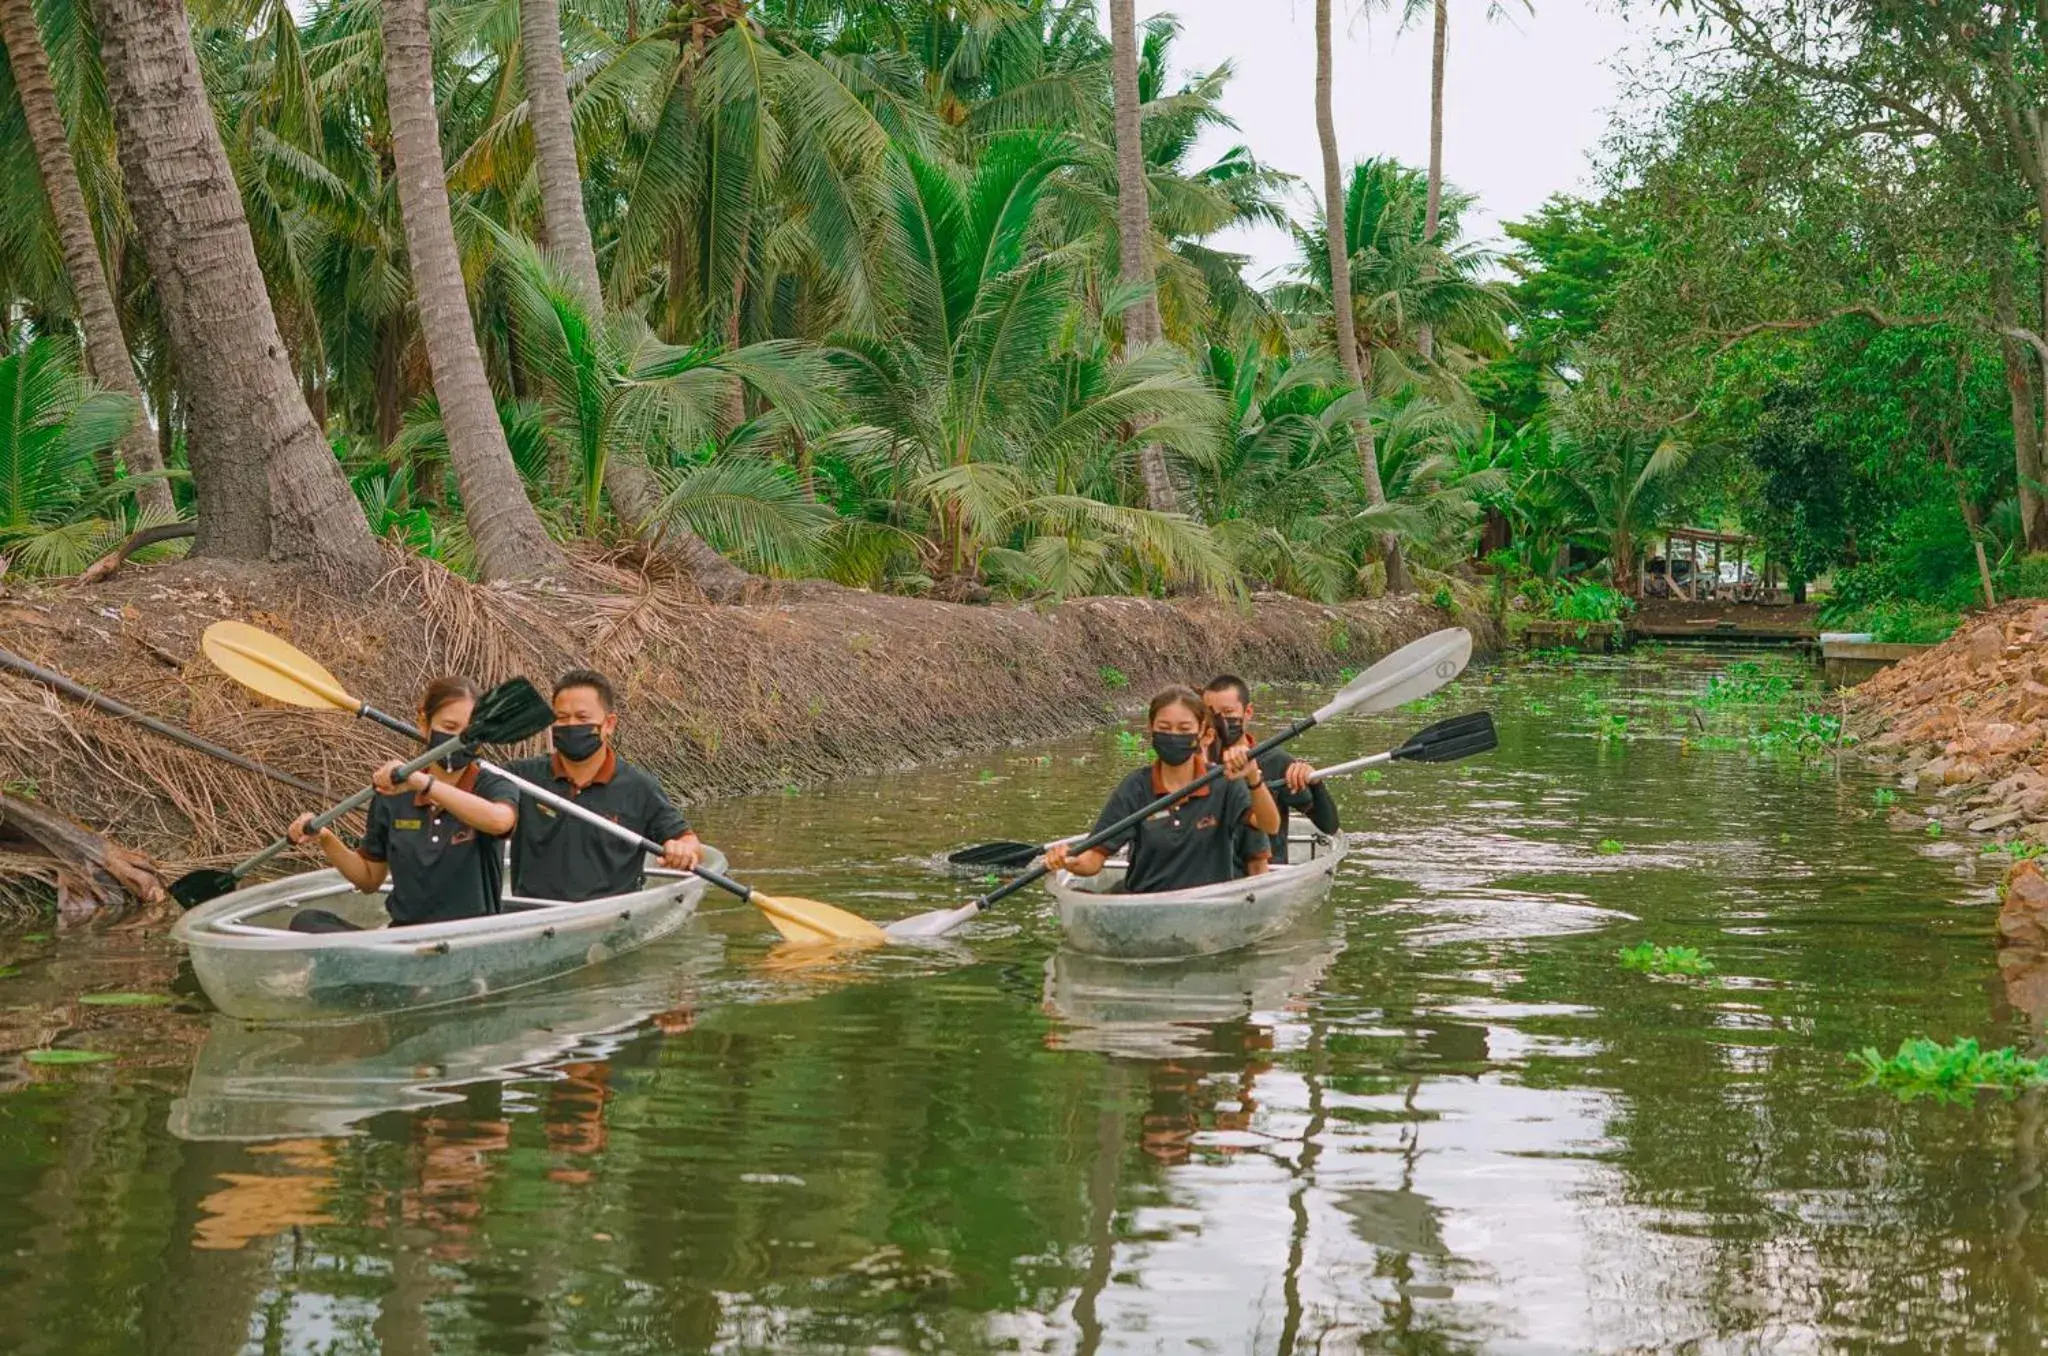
<box><xmin>1137</xmin><ymin>0</ymin><xmax>1664</xmax><ymax>282</ymax></box>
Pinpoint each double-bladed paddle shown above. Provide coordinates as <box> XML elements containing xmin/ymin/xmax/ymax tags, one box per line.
<box><xmin>887</xmin><ymin>627</ymin><xmax>1476</xmax><ymax>940</ymax></box>
<box><xmin>167</xmin><ymin>676</ymin><xmax>554</xmax><ymax>910</ymax></box>
<box><xmin>195</xmin><ymin>621</ymin><xmax>886</xmax><ymax>946</ymax></box>
<box><xmin>1308</xmin><ymin>710</ymin><xmax>1498</xmax><ymax>782</ymax></box>
<box><xmin>942</xmin><ymin>710</ymin><xmax>1499</xmax><ymax>874</ymax></box>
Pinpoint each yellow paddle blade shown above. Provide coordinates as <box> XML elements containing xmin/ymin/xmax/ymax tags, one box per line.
<box><xmin>202</xmin><ymin>621</ymin><xmax>358</xmax><ymax>712</ymax></box>
<box><xmin>749</xmin><ymin>892</ymin><xmax>889</xmax><ymax>947</ymax></box>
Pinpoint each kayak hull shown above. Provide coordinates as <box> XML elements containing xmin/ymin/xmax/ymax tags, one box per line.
<box><xmin>171</xmin><ymin>850</ymin><xmax>722</xmax><ymax>1023</ymax></box>
<box><xmin>1050</xmin><ymin>832</ymin><xmax>1347</xmax><ymax>960</ymax></box>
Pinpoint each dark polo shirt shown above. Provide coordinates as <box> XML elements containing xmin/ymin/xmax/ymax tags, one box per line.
<box><xmin>1089</xmin><ymin>757</ymin><xmax>1258</xmax><ymax>894</ymax></box>
<box><xmin>358</xmin><ymin>765</ymin><xmax>518</xmax><ymax>925</ymax></box>
<box><xmin>504</xmin><ymin>751</ymin><xmax>691</xmax><ymax>902</ymax></box>
<box><xmin>1205</xmin><ymin>733</ymin><xmax>1341</xmax><ymax>865</ymax></box>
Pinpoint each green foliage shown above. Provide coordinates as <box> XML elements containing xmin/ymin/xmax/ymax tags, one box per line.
<box><xmin>1821</xmin><ymin>601</ymin><xmax>1960</xmax><ymax>645</ymax></box>
<box><xmin>1873</xmin><ymin>788</ymin><xmax>1898</xmax><ymax>807</ymax></box>
<box><xmin>1596</xmin><ymin>838</ymin><xmax>1625</xmax><ymax>855</ymax></box>
<box><xmin>1099</xmin><ymin>666</ymin><xmax>1129</xmax><ymax>691</ymax></box>
<box><xmin>1853</xmin><ymin>1038</ymin><xmax>2048</xmax><ymax>1104</ymax></box>
<box><xmin>1114</xmin><ymin>730</ymin><xmax>1146</xmax><ymax>759</ymax></box>
<box><xmin>1552</xmin><ymin>581</ymin><xmax>1632</xmax><ymax>624</ymax></box>
<box><xmin>1616</xmin><ymin>943</ymin><xmax>1715</xmax><ymax>977</ymax></box>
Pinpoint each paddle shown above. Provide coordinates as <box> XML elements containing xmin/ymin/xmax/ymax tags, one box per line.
<box><xmin>167</xmin><ymin>676</ymin><xmax>554</xmax><ymax>910</ymax></box>
<box><xmin>886</xmin><ymin>627</ymin><xmax>1476</xmax><ymax>941</ymax></box>
<box><xmin>196</xmin><ymin>621</ymin><xmax>885</xmax><ymax>946</ymax></box>
<box><xmin>941</xmin><ymin>712</ymin><xmax>1498</xmax><ymax>876</ymax></box>
<box><xmin>1308</xmin><ymin>710</ymin><xmax>1498</xmax><ymax>782</ymax></box>
<box><xmin>0</xmin><ymin>645</ymin><xmax>331</xmax><ymax>797</ymax></box>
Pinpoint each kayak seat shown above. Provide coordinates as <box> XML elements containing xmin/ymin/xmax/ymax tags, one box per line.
<box><xmin>287</xmin><ymin>908</ymin><xmax>365</xmax><ymax>934</ymax></box>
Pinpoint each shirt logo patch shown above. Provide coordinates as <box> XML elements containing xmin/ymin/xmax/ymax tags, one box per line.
<box><xmin>1195</xmin><ymin>815</ymin><xmax>1219</xmax><ymax>831</ymax></box>
<box><xmin>394</xmin><ymin>818</ymin><xmax>423</xmax><ymax>831</ymax></box>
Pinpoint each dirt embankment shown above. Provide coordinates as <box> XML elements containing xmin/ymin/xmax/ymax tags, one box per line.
<box><xmin>0</xmin><ymin>555</ymin><xmax>1482</xmax><ymax>917</ymax></box>
<box><xmin>1851</xmin><ymin>600</ymin><xmax>2048</xmax><ymax>835</ymax></box>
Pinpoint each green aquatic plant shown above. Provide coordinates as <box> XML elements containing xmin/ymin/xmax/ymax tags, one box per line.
<box><xmin>977</xmin><ymin>769</ymin><xmax>997</xmax><ymax>783</ymax></box>
<box><xmin>1852</xmin><ymin>1038</ymin><xmax>2048</xmax><ymax>1103</ymax></box>
<box><xmin>1115</xmin><ymin>730</ymin><xmax>1147</xmax><ymax>758</ymax></box>
<box><xmin>1596</xmin><ymin>839</ymin><xmax>1625</xmax><ymax>855</ymax></box>
<box><xmin>1927</xmin><ymin>820</ymin><xmax>1944</xmax><ymax>838</ymax></box>
<box><xmin>1873</xmin><ymin>788</ymin><xmax>1898</xmax><ymax>807</ymax></box>
<box><xmin>1982</xmin><ymin>841</ymin><xmax>2047</xmax><ymax>861</ymax></box>
<box><xmin>1358</xmin><ymin>769</ymin><xmax>1384</xmax><ymax>784</ymax></box>
<box><xmin>24</xmin><ymin>1049</ymin><xmax>114</xmax><ymax>1065</ymax></box>
<box><xmin>1616</xmin><ymin>943</ymin><xmax>1715</xmax><ymax>977</ymax></box>
<box><xmin>1702</xmin><ymin>661</ymin><xmax>1795</xmax><ymax>709</ymax></box>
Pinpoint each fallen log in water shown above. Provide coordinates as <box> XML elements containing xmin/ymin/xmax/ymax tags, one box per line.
<box><xmin>0</xmin><ymin>791</ymin><xmax>165</xmax><ymax>923</ymax></box>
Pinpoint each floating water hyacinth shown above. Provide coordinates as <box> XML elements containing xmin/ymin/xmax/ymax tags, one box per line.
<box><xmin>1853</xmin><ymin>1038</ymin><xmax>2048</xmax><ymax>1104</ymax></box>
<box><xmin>1596</xmin><ymin>839</ymin><xmax>1625</xmax><ymax>856</ymax></box>
<box><xmin>1616</xmin><ymin>943</ymin><xmax>1715</xmax><ymax>978</ymax></box>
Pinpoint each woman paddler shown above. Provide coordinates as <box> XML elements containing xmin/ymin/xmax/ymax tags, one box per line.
<box><xmin>284</xmin><ymin>676</ymin><xmax>519</xmax><ymax>931</ymax></box>
<box><xmin>1045</xmin><ymin>686</ymin><xmax>1282</xmax><ymax>892</ymax></box>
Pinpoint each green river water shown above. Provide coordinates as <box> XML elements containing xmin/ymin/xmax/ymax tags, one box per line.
<box><xmin>0</xmin><ymin>649</ymin><xmax>2033</xmax><ymax>1353</ymax></box>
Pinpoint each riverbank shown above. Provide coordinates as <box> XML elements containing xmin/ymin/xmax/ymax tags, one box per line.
<box><xmin>0</xmin><ymin>554</ymin><xmax>1482</xmax><ymax>920</ymax></box>
<box><xmin>1851</xmin><ymin>599</ymin><xmax>2048</xmax><ymax>836</ymax></box>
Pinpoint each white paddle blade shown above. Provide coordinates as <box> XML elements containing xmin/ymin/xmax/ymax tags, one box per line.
<box><xmin>1314</xmin><ymin>628</ymin><xmax>1473</xmax><ymax>723</ymax></box>
<box><xmin>885</xmin><ymin>903</ymin><xmax>982</xmax><ymax>940</ymax></box>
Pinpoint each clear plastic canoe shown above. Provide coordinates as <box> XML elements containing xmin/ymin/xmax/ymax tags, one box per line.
<box><xmin>1048</xmin><ymin>831</ymin><xmax>1348</xmax><ymax>960</ymax></box>
<box><xmin>170</xmin><ymin>848</ymin><xmax>723</xmax><ymax>1023</ymax></box>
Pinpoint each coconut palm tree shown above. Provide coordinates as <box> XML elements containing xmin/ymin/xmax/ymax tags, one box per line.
<box><xmin>0</xmin><ymin>0</ymin><xmax>171</xmax><ymax>516</ymax></box>
<box><xmin>829</xmin><ymin>130</ymin><xmax>1229</xmax><ymax>597</ymax></box>
<box><xmin>94</xmin><ymin>0</ymin><xmax>376</xmax><ymax>570</ymax></box>
<box><xmin>379</xmin><ymin>0</ymin><xmax>567</xmax><ymax>581</ymax></box>
<box><xmin>1108</xmin><ymin>0</ymin><xmax>1177</xmax><ymax>514</ymax></box>
<box><xmin>1313</xmin><ymin>0</ymin><xmax>1408</xmax><ymax>593</ymax></box>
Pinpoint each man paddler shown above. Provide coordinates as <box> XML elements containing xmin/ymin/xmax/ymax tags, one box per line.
<box><xmin>503</xmin><ymin>669</ymin><xmax>703</xmax><ymax>902</ymax></box>
<box><xmin>1201</xmin><ymin>674</ymin><xmax>1340</xmax><ymax>866</ymax></box>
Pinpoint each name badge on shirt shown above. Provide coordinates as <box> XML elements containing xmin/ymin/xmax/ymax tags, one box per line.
<box><xmin>394</xmin><ymin>818</ymin><xmax>423</xmax><ymax>831</ymax></box>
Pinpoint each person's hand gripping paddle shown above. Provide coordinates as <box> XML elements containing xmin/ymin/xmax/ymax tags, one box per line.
<box><xmin>197</xmin><ymin>621</ymin><xmax>886</xmax><ymax>945</ymax></box>
<box><xmin>167</xmin><ymin>675</ymin><xmax>555</xmax><ymax>910</ymax></box>
<box><xmin>887</xmin><ymin>627</ymin><xmax>1478</xmax><ymax>940</ymax></box>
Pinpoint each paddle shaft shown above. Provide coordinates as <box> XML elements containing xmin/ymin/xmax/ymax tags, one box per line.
<box><xmin>472</xmin><ymin>758</ymin><xmax>754</xmax><ymax>904</ymax></box>
<box><xmin>232</xmin><ymin>732</ymin><xmax>472</xmax><ymax>881</ymax></box>
<box><xmin>0</xmin><ymin>646</ymin><xmax>331</xmax><ymax>797</ymax></box>
<box><xmin>973</xmin><ymin>714</ymin><xmax>1317</xmax><ymax>911</ymax></box>
<box><xmin>1309</xmin><ymin>751</ymin><xmax>1392</xmax><ymax>783</ymax></box>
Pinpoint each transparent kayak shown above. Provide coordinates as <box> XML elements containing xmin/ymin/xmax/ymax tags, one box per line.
<box><xmin>1049</xmin><ymin>831</ymin><xmax>1347</xmax><ymax>960</ymax></box>
<box><xmin>170</xmin><ymin>847</ymin><xmax>722</xmax><ymax>1023</ymax></box>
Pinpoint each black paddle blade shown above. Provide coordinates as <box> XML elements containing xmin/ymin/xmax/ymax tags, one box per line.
<box><xmin>170</xmin><ymin>868</ymin><xmax>242</xmax><ymax>911</ymax></box>
<box><xmin>1390</xmin><ymin>710</ymin><xmax>1497</xmax><ymax>764</ymax></box>
<box><xmin>946</xmin><ymin>841</ymin><xmax>1043</xmax><ymax>871</ymax></box>
<box><xmin>462</xmin><ymin>677</ymin><xmax>554</xmax><ymax>745</ymax></box>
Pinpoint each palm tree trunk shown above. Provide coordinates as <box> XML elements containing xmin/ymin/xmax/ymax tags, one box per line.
<box><xmin>0</xmin><ymin>0</ymin><xmax>173</xmax><ymax>518</ymax></box>
<box><xmin>519</xmin><ymin>0</ymin><xmax>602</xmax><ymax>308</ymax></box>
<box><xmin>96</xmin><ymin>0</ymin><xmax>378</xmax><ymax>571</ymax></box>
<box><xmin>1109</xmin><ymin>0</ymin><xmax>1180</xmax><ymax>518</ymax></box>
<box><xmin>1314</xmin><ymin>0</ymin><xmax>1409</xmax><ymax>594</ymax></box>
<box><xmin>518</xmin><ymin>0</ymin><xmax>756</xmax><ymax>594</ymax></box>
<box><xmin>1416</xmin><ymin>0</ymin><xmax>1447</xmax><ymax>364</ymax></box>
<box><xmin>383</xmin><ymin>0</ymin><xmax>567</xmax><ymax>582</ymax></box>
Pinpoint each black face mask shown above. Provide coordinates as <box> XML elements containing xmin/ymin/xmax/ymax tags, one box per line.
<box><xmin>438</xmin><ymin>744</ymin><xmax>475</xmax><ymax>774</ymax></box>
<box><xmin>1151</xmin><ymin>732</ymin><xmax>1200</xmax><ymax>767</ymax></box>
<box><xmin>554</xmin><ymin>723</ymin><xmax>604</xmax><ymax>761</ymax></box>
<box><xmin>1215</xmin><ymin>717</ymin><xmax>1245</xmax><ymax>748</ymax></box>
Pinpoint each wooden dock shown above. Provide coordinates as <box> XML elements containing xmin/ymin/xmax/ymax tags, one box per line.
<box><xmin>1628</xmin><ymin>600</ymin><xmax>1821</xmax><ymax>647</ymax></box>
